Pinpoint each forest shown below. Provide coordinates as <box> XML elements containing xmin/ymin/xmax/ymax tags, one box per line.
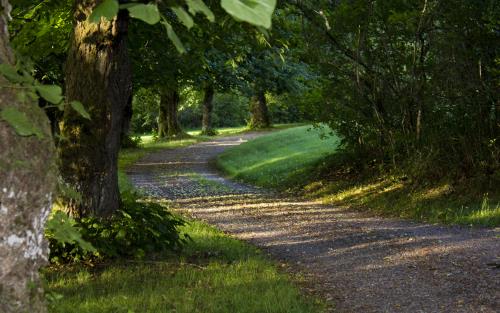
<box><xmin>0</xmin><ymin>1</ymin><xmax>499</xmax><ymax>312</ymax></box>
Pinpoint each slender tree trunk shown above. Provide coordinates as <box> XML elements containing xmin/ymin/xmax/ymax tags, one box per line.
<box><xmin>201</xmin><ymin>83</ymin><xmax>215</xmax><ymax>136</ymax></box>
<box><xmin>0</xmin><ymin>2</ymin><xmax>56</xmax><ymax>312</ymax></box>
<box><xmin>158</xmin><ymin>88</ymin><xmax>184</xmax><ymax>139</ymax></box>
<box><xmin>249</xmin><ymin>90</ymin><xmax>271</xmax><ymax>129</ymax></box>
<box><xmin>59</xmin><ymin>1</ymin><xmax>132</xmax><ymax>218</ymax></box>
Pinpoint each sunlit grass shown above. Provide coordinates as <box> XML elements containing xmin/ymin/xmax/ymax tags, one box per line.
<box><xmin>216</xmin><ymin>125</ymin><xmax>499</xmax><ymax>227</ymax></box>
<box><xmin>309</xmin><ymin>178</ymin><xmax>500</xmax><ymax>227</ymax></box>
<box><xmin>217</xmin><ymin>125</ymin><xmax>340</xmax><ymax>188</ymax></box>
<box><xmin>44</xmin><ymin>218</ymin><xmax>324</xmax><ymax>313</ymax></box>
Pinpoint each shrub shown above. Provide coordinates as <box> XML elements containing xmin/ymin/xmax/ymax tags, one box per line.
<box><xmin>47</xmin><ymin>193</ymin><xmax>188</xmax><ymax>263</ymax></box>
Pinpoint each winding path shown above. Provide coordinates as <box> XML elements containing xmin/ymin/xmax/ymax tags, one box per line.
<box><xmin>127</xmin><ymin>132</ymin><xmax>500</xmax><ymax>313</ymax></box>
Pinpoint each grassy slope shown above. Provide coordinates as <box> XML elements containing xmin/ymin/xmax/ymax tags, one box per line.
<box><xmin>217</xmin><ymin>125</ymin><xmax>341</xmax><ymax>188</ymax></box>
<box><xmin>216</xmin><ymin>126</ymin><xmax>500</xmax><ymax>227</ymax></box>
<box><xmin>46</xmin><ymin>128</ymin><xmax>324</xmax><ymax>313</ymax></box>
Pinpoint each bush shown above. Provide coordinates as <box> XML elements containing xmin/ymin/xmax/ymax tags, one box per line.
<box><xmin>47</xmin><ymin>193</ymin><xmax>188</xmax><ymax>263</ymax></box>
<box><xmin>121</xmin><ymin>134</ymin><xmax>142</xmax><ymax>148</ymax></box>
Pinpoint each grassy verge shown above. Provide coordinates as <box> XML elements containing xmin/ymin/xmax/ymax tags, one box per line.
<box><xmin>44</xmin><ymin>217</ymin><xmax>323</xmax><ymax>313</ymax></box>
<box><xmin>217</xmin><ymin>125</ymin><xmax>340</xmax><ymax>188</ymax></box>
<box><xmin>216</xmin><ymin>125</ymin><xmax>500</xmax><ymax>227</ymax></box>
<box><xmin>45</xmin><ymin>126</ymin><xmax>325</xmax><ymax>313</ymax></box>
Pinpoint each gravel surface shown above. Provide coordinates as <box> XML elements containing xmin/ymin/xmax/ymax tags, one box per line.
<box><xmin>127</xmin><ymin>133</ymin><xmax>500</xmax><ymax>313</ymax></box>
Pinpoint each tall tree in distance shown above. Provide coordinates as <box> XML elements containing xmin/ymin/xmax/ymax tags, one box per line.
<box><xmin>59</xmin><ymin>1</ymin><xmax>132</xmax><ymax>217</ymax></box>
<box><xmin>201</xmin><ymin>82</ymin><xmax>215</xmax><ymax>135</ymax></box>
<box><xmin>158</xmin><ymin>84</ymin><xmax>184</xmax><ymax>138</ymax></box>
<box><xmin>0</xmin><ymin>1</ymin><xmax>56</xmax><ymax>311</ymax></box>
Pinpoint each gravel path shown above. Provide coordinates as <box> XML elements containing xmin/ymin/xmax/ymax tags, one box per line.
<box><xmin>127</xmin><ymin>133</ymin><xmax>500</xmax><ymax>313</ymax></box>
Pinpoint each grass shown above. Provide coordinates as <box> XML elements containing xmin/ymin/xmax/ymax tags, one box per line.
<box><xmin>217</xmin><ymin>125</ymin><xmax>341</xmax><ymax>188</ymax></box>
<box><xmin>44</xmin><ymin>217</ymin><xmax>323</xmax><ymax>313</ymax></box>
<box><xmin>216</xmin><ymin>125</ymin><xmax>500</xmax><ymax>227</ymax></box>
<box><xmin>45</xmin><ymin>125</ymin><xmax>325</xmax><ymax>313</ymax></box>
<box><xmin>121</xmin><ymin>124</ymin><xmax>304</xmax><ymax>170</ymax></box>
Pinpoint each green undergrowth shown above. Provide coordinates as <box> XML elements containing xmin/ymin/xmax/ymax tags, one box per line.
<box><xmin>217</xmin><ymin>125</ymin><xmax>340</xmax><ymax>188</ymax></box>
<box><xmin>305</xmin><ymin>170</ymin><xmax>500</xmax><ymax>227</ymax></box>
<box><xmin>44</xmin><ymin>209</ymin><xmax>324</xmax><ymax>313</ymax></box>
<box><xmin>216</xmin><ymin>126</ymin><xmax>500</xmax><ymax>227</ymax></box>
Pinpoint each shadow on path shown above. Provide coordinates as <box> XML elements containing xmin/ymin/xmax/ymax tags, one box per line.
<box><xmin>127</xmin><ymin>133</ymin><xmax>500</xmax><ymax>313</ymax></box>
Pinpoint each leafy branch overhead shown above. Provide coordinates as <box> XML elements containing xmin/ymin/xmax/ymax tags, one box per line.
<box><xmin>89</xmin><ymin>0</ymin><xmax>277</xmax><ymax>53</ymax></box>
<box><xmin>0</xmin><ymin>63</ymin><xmax>90</xmax><ymax>137</ymax></box>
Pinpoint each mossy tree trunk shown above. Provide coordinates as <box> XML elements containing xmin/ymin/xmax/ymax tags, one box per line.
<box><xmin>249</xmin><ymin>90</ymin><xmax>271</xmax><ymax>129</ymax></box>
<box><xmin>59</xmin><ymin>1</ymin><xmax>132</xmax><ymax>218</ymax></box>
<box><xmin>201</xmin><ymin>83</ymin><xmax>215</xmax><ymax>136</ymax></box>
<box><xmin>0</xmin><ymin>2</ymin><xmax>56</xmax><ymax>312</ymax></box>
<box><xmin>158</xmin><ymin>87</ymin><xmax>184</xmax><ymax>139</ymax></box>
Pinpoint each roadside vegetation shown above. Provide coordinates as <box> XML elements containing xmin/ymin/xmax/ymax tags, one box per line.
<box><xmin>44</xmin><ymin>216</ymin><xmax>323</xmax><ymax>313</ymax></box>
<box><xmin>217</xmin><ymin>126</ymin><xmax>500</xmax><ymax>227</ymax></box>
<box><xmin>44</xmin><ymin>131</ymin><xmax>324</xmax><ymax>313</ymax></box>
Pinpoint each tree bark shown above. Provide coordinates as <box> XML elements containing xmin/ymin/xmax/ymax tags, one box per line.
<box><xmin>0</xmin><ymin>2</ymin><xmax>56</xmax><ymax>312</ymax></box>
<box><xmin>158</xmin><ymin>88</ymin><xmax>184</xmax><ymax>139</ymax></box>
<box><xmin>201</xmin><ymin>83</ymin><xmax>215</xmax><ymax>136</ymax></box>
<box><xmin>249</xmin><ymin>90</ymin><xmax>271</xmax><ymax>129</ymax></box>
<box><xmin>59</xmin><ymin>1</ymin><xmax>132</xmax><ymax>218</ymax></box>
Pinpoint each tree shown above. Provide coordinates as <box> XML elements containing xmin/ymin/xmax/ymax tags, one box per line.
<box><xmin>158</xmin><ymin>85</ymin><xmax>184</xmax><ymax>138</ymax></box>
<box><xmin>288</xmin><ymin>0</ymin><xmax>499</xmax><ymax>176</ymax></box>
<box><xmin>59</xmin><ymin>1</ymin><xmax>132</xmax><ymax>218</ymax></box>
<box><xmin>0</xmin><ymin>1</ymin><xmax>56</xmax><ymax>311</ymax></box>
<box><xmin>1</xmin><ymin>1</ymin><xmax>278</xmax><ymax>312</ymax></box>
<box><xmin>201</xmin><ymin>82</ymin><xmax>215</xmax><ymax>135</ymax></box>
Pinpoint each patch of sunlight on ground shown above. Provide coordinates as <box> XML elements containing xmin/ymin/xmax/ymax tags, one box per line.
<box><xmin>44</xmin><ymin>218</ymin><xmax>325</xmax><ymax>313</ymax></box>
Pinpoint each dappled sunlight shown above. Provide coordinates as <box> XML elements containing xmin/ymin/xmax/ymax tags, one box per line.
<box><xmin>413</xmin><ymin>184</ymin><xmax>454</xmax><ymax>202</ymax></box>
<box><xmin>124</xmin><ymin>129</ymin><xmax>499</xmax><ymax>313</ymax></box>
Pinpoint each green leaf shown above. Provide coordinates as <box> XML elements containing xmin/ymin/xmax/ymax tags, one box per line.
<box><xmin>127</xmin><ymin>3</ymin><xmax>160</xmax><ymax>25</ymax></box>
<box><xmin>161</xmin><ymin>21</ymin><xmax>186</xmax><ymax>54</ymax></box>
<box><xmin>34</xmin><ymin>84</ymin><xmax>63</xmax><ymax>104</ymax></box>
<box><xmin>45</xmin><ymin>211</ymin><xmax>96</xmax><ymax>252</ymax></box>
<box><xmin>89</xmin><ymin>0</ymin><xmax>119</xmax><ymax>23</ymax></box>
<box><xmin>0</xmin><ymin>107</ymin><xmax>43</xmax><ymax>138</ymax></box>
<box><xmin>186</xmin><ymin>0</ymin><xmax>215</xmax><ymax>22</ymax></box>
<box><xmin>70</xmin><ymin>100</ymin><xmax>91</xmax><ymax>119</ymax></box>
<box><xmin>172</xmin><ymin>6</ymin><xmax>194</xmax><ymax>29</ymax></box>
<box><xmin>221</xmin><ymin>0</ymin><xmax>276</xmax><ymax>29</ymax></box>
<box><xmin>0</xmin><ymin>64</ymin><xmax>24</xmax><ymax>83</ymax></box>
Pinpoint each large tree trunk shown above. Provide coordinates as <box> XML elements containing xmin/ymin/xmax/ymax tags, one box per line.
<box><xmin>201</xmin><ymin>83</ymin><xmax>215</xmax><ymax>136</ymax></box>
<box><xmin>59</xmin><ymin>1</ymin><xmax>132</xmax><ymax>218</ymax></box>
<box><xmin>158</xmin><ymin>88</ymin><xmax>184</xmax><ymax>139</ymax></box>
<box><xmin>249</xmin><ymin>90</ymin><xmax>271</xmax><ymax>129</ymax></box>
<box><xmin>0</xmin><ymin>2</ymin><xmax>56</xmax><ymax>312</ymax></box>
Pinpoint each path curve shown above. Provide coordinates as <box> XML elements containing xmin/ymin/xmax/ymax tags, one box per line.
<box><xmin>127</xmin><ymin>132</ymin><xmax>500</xmax><ymax>313</ymax></box>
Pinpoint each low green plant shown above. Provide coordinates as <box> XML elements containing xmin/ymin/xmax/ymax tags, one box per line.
<box><xmin>47</xmin><ymin>193</ymin><xmax>187</xmax><ymax>263</ymax></box>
